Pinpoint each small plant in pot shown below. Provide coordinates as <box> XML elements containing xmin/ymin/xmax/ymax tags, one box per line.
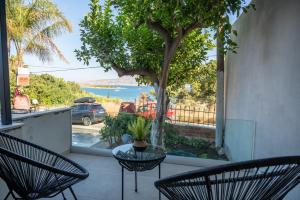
<box><xmin>128</xmin><ymin>117</ymin><xmax>150</xmax><ymax>151</ymax></box>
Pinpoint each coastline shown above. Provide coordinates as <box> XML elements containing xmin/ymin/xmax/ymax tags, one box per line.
<box><xmin>82</xmin><ymin>86</ymin><xmax>118</xmax><ymax>89</ymax></box>
<box><xmin>80</xmin><ymin>84</ymin><xmax>139</xmax><ymax>89</ymax></box>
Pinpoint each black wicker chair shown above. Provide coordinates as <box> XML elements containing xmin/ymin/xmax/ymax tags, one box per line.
<box><xmin>155</xmin><ymin>156</ymin><xmax>300</xmax><ymax>200</ymax></box>
<box><xmin>0</xmin><ymin>132</ymin><xmax>89</xmax><ymax>200</ymax></box>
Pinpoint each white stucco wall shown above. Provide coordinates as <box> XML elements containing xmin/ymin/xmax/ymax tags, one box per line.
<box><xmin>224</xmin><ymin>0</ymin><xmax>300</xmax><ymax>199</ymax></box>
<box><xmin>13</xmin><ymin>108</ymin><xmax>72</xmax><ymax>154</ymax></box>
<box><xmin>225</xmin><ymin>0</ymin><xmax>300</xmax><ymax>160</ymax></box>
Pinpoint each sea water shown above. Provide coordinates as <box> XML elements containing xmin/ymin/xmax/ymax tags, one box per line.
<box><xmin>82</xmin><ymin>85</ymin><xmax>153</xmax><ymax>101</ymax></box>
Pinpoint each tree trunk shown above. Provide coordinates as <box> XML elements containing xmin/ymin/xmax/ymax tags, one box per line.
<box><xmin>153</xmin><ymin>82</ymin><xmax>159</xmax><ymax>99</ymax></box>
<box><xmin>151</xmin><ymin>38</ymin><xmax>181</xmax><ymax>146</ymax></box>
<box><xmin>16</xmin><ymin>53</ymin><xmax>24</xmax><ymax>69</ymax></box>
<box><xmin>151</xmin><ymin>86</ymin><xmax>167</xmax><ymax>146</ymax></box>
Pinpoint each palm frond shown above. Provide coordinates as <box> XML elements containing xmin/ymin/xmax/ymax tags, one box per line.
<box><xmin>24</xmin><ymin>32</ymin><xmax>68</xmax><ymax>63</ymax></box>
<box><xmin>25</xmin><ymin>42</ymin><xmax>51</xmax><ymax>62</ymax></box>
<box><xmin>39</xmin><ymin>20</ymin><xmax>72</xmax><ymax>39</ymax></box>
<box><xmin>6</xmin><ymin>0</ymin><xmax>72</xmax><ymax>65</ymax></box>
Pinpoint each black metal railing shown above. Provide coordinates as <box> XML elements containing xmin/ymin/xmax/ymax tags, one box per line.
<box><xmin>168</xmin><ymin>105</ymin><xmax>216</xmax><ymax>126</ymax></box>
<box><xmin>136</xmin><ymin>100</ymin><xmax>216</xmax><ymax>126</ymax></box>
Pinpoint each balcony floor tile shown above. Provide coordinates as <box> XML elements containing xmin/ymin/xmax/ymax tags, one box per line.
<box><xmin>40</xmin><ymin>153</ymin><xmax>199</xmax><ymax>200</ymax></box>
<box><xmin>1</xmin><ymin>153</ymin><xmax>207</xmax><ymax>200</ymax></box>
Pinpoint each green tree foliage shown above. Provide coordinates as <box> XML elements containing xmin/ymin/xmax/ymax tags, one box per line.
<box><xmin>170</xmin><ymin>60</ymin><xmax>217</xmax><ymax>104</ymax></box>
<box><xmin>24</xmin><ymin>74</ymin><xmax>80</xmax><ymax>105</ymax></box>
<box><xmin>6</xmin><ymin>0</ymin><xmax>72</xmax><ymax>70</ymax></box>
<box><xmin>76</xmin><ymin>0</ymin><xmax>213</xmax><ymax>86</ymax></box>
<box><xmin>76</xmin><ymin>0</ymin><xmax>253</xmax><ymax>145</ymax></box>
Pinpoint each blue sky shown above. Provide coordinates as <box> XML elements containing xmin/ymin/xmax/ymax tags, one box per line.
<box><xmin>24</xmin><ymin>0</ymin><xmax>251</xmax><ymax>83</ymax></box>
<box><xmin>24</xmin><ymin>0</ymin><xmax>112</xmax><ymax>83</ymax></box>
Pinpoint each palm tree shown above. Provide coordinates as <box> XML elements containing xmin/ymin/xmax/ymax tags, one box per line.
<box><xmin>6</xmin><ymin>0</ymin><xmax>72</xmax><ymax>70</ymax></box>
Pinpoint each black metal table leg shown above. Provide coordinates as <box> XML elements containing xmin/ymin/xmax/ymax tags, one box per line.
<box><xmin>159</xmin><ymin>164</ymin><xmax>161</xmax><ymax>200</ymax></box>
<box><xmin>4</xmin><ymin>191</ymin><xmax>11</xmax><ymax>200</ymax></box>
<box><xmin>61</xmin><ymin>192</ymin><xmax>67</xmax><ymax>200</ymax></box>
<box><xmin>122</xmin><ymin>167</ymin><xmax>124</xmax><ymax>200</ymax></box>
<box><xmin>135</xmin><ymin>171</ymin><xmax>138</xmax><ymax>192</ymax></box>
<box><xmin>159</xmin><ymin>164</ymin><xmax>161</xmax><ymax>179</ymax></box>
<box><xmin>113</xmin><ymin>145</ymin><xmax>166</xmax><ymax>200</ymax></box>
<box><xmin>69</xmin><ymin>187</ymin><xmax>78</xmax><ymax>200</ymax></box>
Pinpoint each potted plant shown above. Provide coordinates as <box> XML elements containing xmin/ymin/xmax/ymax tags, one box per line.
<box><xmin>128</xmin><ymin>117</ymin><xmax>150</xmax><ymax>150</ymax></box>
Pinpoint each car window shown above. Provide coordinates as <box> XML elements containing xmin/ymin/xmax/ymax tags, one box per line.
<box><xmin>91</xmin><ymin>105</ymin><xmax>104</xmax><ymax>110</ymax></box>
<box><xmin>78</xmin><ymin>104</ymin><xmax>87</xmax><ymax>111</ymax></box>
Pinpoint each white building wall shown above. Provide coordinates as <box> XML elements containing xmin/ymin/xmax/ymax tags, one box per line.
<box><xmin>13</xmin><ymin>108</ymin><xmax>72</xmax><ymax>154</ymax></box>
<box><xmin>224</xmin><ymin>0</ymin><xmax>300</xmax><ymax>199</ymax></box>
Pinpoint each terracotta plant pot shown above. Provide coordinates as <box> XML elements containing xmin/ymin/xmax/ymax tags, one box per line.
<box><xmin>133</xmin><ymin>140</ymin><xmax>147</xmax><ymax>151</ymax></box>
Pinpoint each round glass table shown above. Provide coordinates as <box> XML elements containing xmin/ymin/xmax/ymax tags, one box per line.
<box><xmin>112</xmin><ymin>144</ymin><xmax>166</xmax><ymax>200</ymax></box>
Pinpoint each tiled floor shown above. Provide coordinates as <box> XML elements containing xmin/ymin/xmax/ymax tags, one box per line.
<box><xmin>0</xmin><ymin>153</ymin><xmax>196</xmax><ymax>200</ymax></box>
<box><xmin>1</xmin><ymin>153</ymin><xmax>299</xmax><ymax>200</ymax></box>
<box><xmin>43</xmin><ymin>153</ymin><xmax>199</xmax><ymax>200</ymax></box>
<box><xmin>50</xmin><ymin>154</ymin><xmax>300</xmax><ymax>200</ymax></box>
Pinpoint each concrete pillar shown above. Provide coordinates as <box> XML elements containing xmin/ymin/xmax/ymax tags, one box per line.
<box><xmin>215</xmin><ymin>37</ymin><xmax>224</xmax><ymax>148</ymax></box>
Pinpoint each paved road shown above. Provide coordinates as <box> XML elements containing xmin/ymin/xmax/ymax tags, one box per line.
<box><xmin>72</xmin><ymin>123</ymin><xmax>104</xmax><ymax>136</ymax></box>
<box><xmin>72</xmin><ymin>122</ymin><xmax>108</xmax><ymax>148</ymax></box>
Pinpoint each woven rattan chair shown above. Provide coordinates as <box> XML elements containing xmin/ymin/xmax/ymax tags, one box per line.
<box><xmin>155</xmin><ymin>156</ymin><xmax>300</xmax><ymax>200</ymax></box>
<box><xmin>0</xmin><ymin>132</ymin><xmax>89</xmax><ymax>200</ymax></box>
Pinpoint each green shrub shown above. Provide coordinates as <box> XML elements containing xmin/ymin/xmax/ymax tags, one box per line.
<box><xmin>100</xmin><ymin>113</ymin><xmax>139</xmax><ymax>147</ymax></box>
<box><xmin>163</xmin><ymin>123</ymin><xmax>210</xmax><ymax>149</ymax></box>
<box><xmin>163</xmin><ymin>123</ymin><xmax>228</xmax><ymax>160</ymax></box>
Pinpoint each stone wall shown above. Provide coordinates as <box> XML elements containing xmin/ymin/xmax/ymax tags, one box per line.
<box><xmin>173</xmin><ymin>124</ymin><xmax>215</xmax><ymax>142</ymax></box>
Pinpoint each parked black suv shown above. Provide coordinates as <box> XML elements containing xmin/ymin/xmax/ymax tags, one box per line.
<box><xmin>71</xmin><ymin>103</ymin><xmax>107</xmax><ymax>126</ymax></box>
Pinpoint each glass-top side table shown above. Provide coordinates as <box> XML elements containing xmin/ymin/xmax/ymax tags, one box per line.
<box><xmin>113</xmin><ymin>144</ymin><xmax>166</xmax><ymax>200</ymax></box>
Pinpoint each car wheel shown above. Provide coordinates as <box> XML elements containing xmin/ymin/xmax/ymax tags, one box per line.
<box><xmin>82</xmin><ymin>117</ymin><xmax>92</xmax><ymax>126</ymax></box>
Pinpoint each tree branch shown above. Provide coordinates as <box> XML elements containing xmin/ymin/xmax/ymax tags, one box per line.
<box><xmin>112</xmin><ymin>63</ymin><xmax>159</xmax><ymax>84</ymax></box>
<box><xmin>177</xmin><ymin>27</ymin><xmax>183</xmax><ymax>39</ymax></box>
<box><xmin>146</xmin><ymin>19</ymin><xmax>171</xmax><ymax>43</ymax></box>
<box><xmin>183</xmin><ymin>22</ymin><xmax>202</xmax><ymax>37</ymax></box>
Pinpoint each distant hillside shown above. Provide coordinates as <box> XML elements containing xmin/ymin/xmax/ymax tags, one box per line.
<box><xmin>80</xmin><ymin>76</ymin><xmax>138</xmax><ymax>86</ymax></box>
<box><xmin>19</xmin><ymin>74</ymin><xmax>120</xmax><ymax>106</ymax></box>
